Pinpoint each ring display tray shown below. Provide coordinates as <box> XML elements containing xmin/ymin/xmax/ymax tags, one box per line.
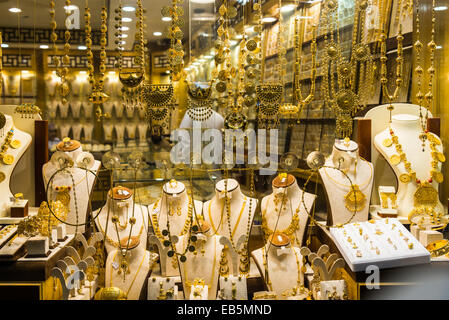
<box><xmin>329</xmin><ymin>218</ymin><xmax>430</xmax><ymax>272</ymax></box>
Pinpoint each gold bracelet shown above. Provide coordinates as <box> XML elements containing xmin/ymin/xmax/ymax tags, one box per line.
<box><xmin>426</xmin><ymin>239</ymin><xmax>449</xmax><ymax>258</ymax></box>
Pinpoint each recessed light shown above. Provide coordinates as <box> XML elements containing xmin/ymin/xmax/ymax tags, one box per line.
<box><xmin>281</xmin><ymin>4</ymin><xmax>296</xmax><ymax>13</ymax></box>
<box><xmin>40</xmin><ymin>45</ymin><xmax>49</xmax><ymax>49</ymax></box>
<box><xmin>122</xmin><ymin>6</ymin><xmax>135</xmax><ymax>12</ymax></box>
<box><xmin>165</xmin><ymin>70</ymin><xmax>170</xmax><ymax>74</ymax></box>
<box><xmin>153</xmin><ymin>32</ymin><xmax>162</xmax><ymax>36</ymax></box>
<box><xmin>262</xmin><ymin>17</ymin><xmax>277</xmax><ymax>23</ymax></box>
<box><xmin>435</xmin><ymin>6</ymin><xmax>447</xmax><ymax>11</ymax></box>
<box><xmin>122</xmin><ymin>17</ymin><xmax>132</xmax><ymax>22</ymax></box>
<box><xmin>120</xmin><ymin>26</ymin><xmax>130</xmax><ymax>31</ymax></box>
<box><xmin>79</xmin><ymin>71</ymin><xmax>87</xmax><ymax>75</ymax></box>
<box><xmin>121</xmin><ymin>34</ymin><xmax>128</xmax><ymax>38</ymax></box>
<box><xmin>78</xmin><ymin>45</ymin><xmax>87</xmax><ymax>50</ymax></box>
<box><xmin>9</xmin><ymin>7</ymin><xmax>22</xmax><ymax>13</ymax></box>
<box><xmin>436</xmin><ymin>45</ymin><xmax>443</xmax><ymax>49</ymax></box>
<box><xmin>203</xmin><ymin>55</ymin><xmax>213</xmax><ymax>59</ymax></box>
<box><xmin>64</xmin><ymin>5</ymin><xmax>78</xmax><ymax>11</ymax></box>
<box><xmin>162</xmin><ymin>17</ymin><xmax>172</xmax><ymax>22</ymax></box>
<box><xmin>1</xmin><ymin>44</ymin><xmax>9</xmax><ymax>48</ymax></box>
<box><xmin>119</xmin><ymin>41</ymin><xmax>126</xmax><ymax>45</ymax></box>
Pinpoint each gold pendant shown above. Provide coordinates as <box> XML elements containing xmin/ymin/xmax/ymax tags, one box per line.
<box><xmin>414</xmin><ymin>183</ymin><xmax>438</xmax><ymax>208</ymax></box>
<box><xmin>3</xmin><ymin>154</ymin><xmax>14</xmax><ymax>165</ymax></box>
<box><xmin>0</xmin><ymin>171</ymin><xmax>5</xmax><ymax>183</ymax></box>
<box><xmin>344</xmin><ymin>185</ymin><xmax>366</xmax><ymax>213</ymax></box>
<box><xmin>9</xmin><ymin>140</ymin><xmax>21</xmax><ymax>149</ymax></box>
<box><xmin>436</xmin><ymin>152</ymin><xmax>446</xmax><ymax>163</ymax></box>
<box><xmin>399</xmin><ymin>173</ymin><xmax>411</xmax><ymax>184</ymax></box>
<box><xmin>389</xmin><ymin>154</ymin><xmax>401</xmax><ymax>165</ymax></box>
<box><xmin>382</xmin><ymin>138</ymin><xmax>393</xmax><ymax>148</ymax></box>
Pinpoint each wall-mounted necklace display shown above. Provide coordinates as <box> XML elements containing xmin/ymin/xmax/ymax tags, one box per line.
<box><xmin>321</xmin><ymin>0</ymin><xmax>374</xmax><ymax>138</ymax></box>
<box><xmin>43</xmin><ymin>138</ymin><xmax>101</xmax><ymax>234</ymax></box>
<box><xmin>319</xmin><ymin>139</ymin><xmax>374</xmax><ymax>225</ymax></box>
<box><xmin>252</xmin><ymin>232</ymin><xmax>307</xmax><ymax>300</ymax></box>
<box><xmin>261</xmin><ymin>173</ymin><xmax>316</xmax><ymax>247</ymax></box>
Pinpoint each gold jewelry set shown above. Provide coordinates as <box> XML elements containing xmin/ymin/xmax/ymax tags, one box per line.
<box><xmin>380</xmin><ymin>192</ymin><xmax>398</xmax><ymax>209</ymax></box>
<box><xmin>0</xmin><ymin>127</ymin><xmax>20</xmax><ymax>183</ymax></box>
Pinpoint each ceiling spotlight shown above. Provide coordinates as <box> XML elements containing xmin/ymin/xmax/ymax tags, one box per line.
<box><xmin>262</xmin><ymin>17</ymin><xmax>277</xmax><ymax>23</ymax></box>
<box><xmin>121</xmin><ymin>34</ymin><xmax>128</xmax><ymax>38</ymax></box>
<box><xmin>119</xmin><ymin>41</ymin><xmax>126</xmax><ymax>45</ymax></box>
<box><xmin>9</xmin><ymin>7</ymin><xmax>22</xmax><ymax>13</ymax></box>
<box><xmin>64</xmin><ymin>5</ymin><xmax>78</xmax><ymax>11</ymax></box>
<box><xmin>120</xmin><ymin>26</ymin><xmax>130</xmax><ymax>31</ymax></box>
<box><xmin>40</xmin><ymin>45</ymin><xmax>49</xmax><ymax>49</ymax></box>
<box><xmin>122</xmin><ymin>6</ymin><xmax>136</xmax><ymax>12</ymax></box>
<box><xmin>153</xmin><ymin>32</ymin><xmax>162</xmax><ymax>36</ymax></box>
<box><xmin>122</xmin><ymin>17</ymin><xmax>132</xmax><ymax>22</ymax></box>
<box><xmin>162</xmin><ymin>17</ymin><xmax>172</xmax><ymax>21</ymax></box>
<box><xmin>281</xmin><ymin>4</ymin><xmax>296</xmax><ymax>13</ymax></box>
<box><xmin>1</xmin><ymin>44</ymin><xmax>9</xmax><ymax>48</ymax></box>
<box><xmin>78</xmin><ymin>45</ymin><xmax>87</xmax><ymax>50</ymax></box>
<box><xmin>203</xmin><ymin>55</ymin><xmax>213</xmax><ymax>59</ymax></box>
<box><xmin>435</xmin><ymin>6</ymin><xmax>448</xmax><ymax>11</ymax></box>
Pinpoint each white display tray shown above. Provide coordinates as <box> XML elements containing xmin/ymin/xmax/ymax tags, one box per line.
<box><xmin>330</xmin><ymin>218</ymin><xmax>430</xmax><ymax>272</ymax></box>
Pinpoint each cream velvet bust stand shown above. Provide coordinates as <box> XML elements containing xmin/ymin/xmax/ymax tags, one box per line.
<box><xmin>176</xmin><ymin>233</ymin><xmax>224</xmax><ymax>300</ymax></box>
<box><xmin>148</xmin><ymin>181</ymin><xmax>202</xmax><ymax>277</ymax></box>
<box><xmin>261</xmin><ymin>175</ymin><xmax>316</xmax><ymax>247</ymax></box>
<box><xmin>43</xmin><ymin>147</ymin><xmax>101</xmax><ymax>234</ymax></box>
<box><xmin>204</xmin><ymin>179</ymin><xmax>257</xmax><ymax>273</ymax></box>
<box><xmin>319</xmin><ymin>140</ymin><xmax>374</xmax><ymax>225</ymax></box>
<box><xmin>105</xmin><ymin>247</ymin><xmax>158</xmax><ymax>300</ymax></box>
<box><xmin>374</xmin><ymin>114</ymin><xmax>444</xmax><ymax>219</ymax></box>
<box><xmin>251</xmin><ymin>242</ymin><xmax>303</xmax><ymax>298</ymax></box>
<box><xmin>0</xmin><ymin>115</ymin><xmax>32</xmax><ymax>217</ymax></box>
<box><xmin>95</xmin><ymin>195</ymin><xmax>149</xmax><ymax>254</ymax></box>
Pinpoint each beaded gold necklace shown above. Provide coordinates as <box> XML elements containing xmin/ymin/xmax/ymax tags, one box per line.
<box><xmin>151</xmin><ymin>197</ymin><xmax>193</xmax><ymax>240</ymax></box>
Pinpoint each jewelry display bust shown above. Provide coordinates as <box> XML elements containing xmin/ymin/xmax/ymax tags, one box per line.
<box><xmin>103</xmin><ymin>123</ymin><xmax>114</xmax><ymax>142</ymax></box>
<box><xmin>114</xmin><ymin>102</ymin><xmax>125</xmax><ymax>119</ymax></box>
<box><xmin>137</xmin><ymin>123</ymin><xmax>148</xmax><ymax>146</ymax></box>
<box><xmin>176</xmin><ymin>221</ymin><xmax>224</xmax><ymax>300</ymax></box>
<box><xmin>71</xmin><ymin>101</ymin><xmax>82</xmax><ymax>119</ymax></box>
<box><xmin>59</xmin><ymin>102</ymin><xmax>70</xmax><ymax>118</ymax></box>
<box><xmin>204</xmin><ymin>179</ymin><xmax>257</xmax><ymax>274</ymax></box>
<box><xmin>0</xmin><ymin>114</ymin><xmax>32</xmax><ymax>217</ymax></box>
<box><xmin>83</xmin><ymin>103</ymin><xmax>94</xmax><ymax>119</ymax></box>
<box><xmin>43</xmin><ymin>138</ymin><xmax>101</xmax><ymax>233</ymax></box>
<box><xmin>72</xmin><ymin>123</ymin><xmax>83</xmax><ymax>142</ymax></box>
<box><xmin>95</xmin><ymin>186</ymin><xmax>148</xmax><ymax>254</ymax></box>
<box><xmin>374</xmin><ymin>114</ymin><xmax>445</xmax><ymax>220</ymax></box>
<box><xmin>251</xmin><ymin>232</ymin><xmax>304</xmax><ymax>299</ymax></box>
<box><xmin>261</xmin><ymin>174</ymin><xmax>316</xmax><ymax>247</ymax></box>
<box><xmin>115</xmin><ymin>123</ymin><xmax>126</xmax><ymax>147</ymax></box>
<box><xmin>83</xmin><ymin>123</ymin><xmax>94</xmax><ymax>142</ymax></box>
<box><xmin>319</xmin><ymin>139</ymin><xmax>374</xmax><ymax>225</ymax></box>
<box><xmin>105</xmin><ymin>244</ymin><xmax>158</xmax><ymax>300</ymax></box>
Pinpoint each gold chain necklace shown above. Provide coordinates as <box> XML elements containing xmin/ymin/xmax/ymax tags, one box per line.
<box><xmin>109</xmin><ymin>250</ymin><xmax>147</xmax><ymax>299</ymax></box>
<box><xmin>208</xmin><ymin>196</ymin><xmax>247</xmax><ymax>239</ymax></box>
<box><xmin>151</xmin><ymin>197</ymin><xmax>193</xmax><ymax>240</ymax></box>
<box><xmin>262</xmin><ymin>194</ymin><xmax>300</xmax><ymax>245</ymax></box>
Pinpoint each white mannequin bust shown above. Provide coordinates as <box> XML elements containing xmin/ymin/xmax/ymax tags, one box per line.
<box><xmin>105</xmin><ymin>245</ymin><xmax>158</xmax><ymax>300</ymax></box>
<box><xmin>83</xmin><ymin>123</ymin><xmax>94</xmax><ymax>142</ymax></box>
<box><xmin>126</xmin><ymin>104</ymin><xmax>135</xmax><ymax>118</ymax></box>
<box><xmin>43</xmin><ymin>138</ymin><xmax>101</xmax><ymax>233</ymax></box>
<box><xmin>319</xmin><ymin>139</ymin><xmax>374</xmax><ymax>225</ymax></box>
<box><xmin>261</xmin><ymin>174</ymin><xmax>316</xmax><ymax>247</ymax></box>
<box><xmin>103</xmin><ymin>123</ymin><xmax>114</xmax><ymax>142</ymax></box>
<box><xmin>374</xmin><ymin>114</ymin><xmax>444</xmax><ymax>219</ymax></box>
<box><xmin>126</xmin><ymin>124</ymin><xmax>137</xmax><ymax>146</ymax></box>
<box><xmin>72</xmin><ymin>123</ymin><xmax>83</xmax><ymax>142</ymax></box>
<box><xmin>114</xmin><ymin>103</ymin><xmax>125</xmax><ymax>119</ymax></box>
<box><xmin>179</xmin><ymin>109</ymin><xmax>224</xmax><ymax>130</ymax></box>
<box><xmin>59</xmin><ymin>124</ymin><xmax>71</xmax><ymax>139</ymax></box>
<box><xmin>176</xmin><ymin>222</ymin><xmax>224</xmax><ymax>300</ymax></box>
<box><xmin>114</xmin><ymin>124</ymin><xmax>126</xmax><ymax>147</ymax></box>
<box><xmin>0</xmin><ymin>114</ymin><xmax>32</xmax><ymax>217</ymax></box>
<box><xmin>94</xmin><ymin>186</ymin><xmax>149</xmax><ymax>254</ymax></box>
<box><xmin>71</xmin><ymin>101</ymin><xmax>82</xmax><ymax>119</ymax></box>
<box><xmin>103</xmin><ymin>102</ymin><xmax>114</xmax><ymax>118</ymax></box>
<box><xmin>59</xmin><ymin>102</ymin><xmax>70</xmax><ymax>118</ymax></box>
<box><xmin>137</xmin><ymin>123</ymin><xmax>148</xmax><ymax>146</ymax></box>
<box><xmin>83</xmin><ymin>103</ymin><xmax>94</xmax><ymax>119</ymax></box>
<box><xmin>251</xmin><ymin>233</ymin><xmax>304</xmax><ymax>299</ymax></box>
<box><xmin>47</xmin><ymin>100</ymin><xmax>58</xmax><ymax>119</ymax></box>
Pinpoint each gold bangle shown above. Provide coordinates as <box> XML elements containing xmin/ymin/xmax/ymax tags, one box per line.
<box><xmin>426</xmin><ymin>239</ymin><xmax>449</xmax><ymax>257</ymax></box>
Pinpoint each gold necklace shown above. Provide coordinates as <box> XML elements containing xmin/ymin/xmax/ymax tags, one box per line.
<box><xmin>208</xmin><ymin>196</ymin><xmax>247</xmax><ymax>239</ymax></box>
<box><xmin>151</xmin><ymin>197</ymin><xmax>193</xmax><ymax>240</ymax></box>
<box><xmin>0</xmin><ymin>129</ymin><xmax>16</xmax><ymax>166</ymax></box>
<box><xmin>262</xmin><ymin>245</ymin><xmax>301</xmax><ymax>293</ymax></box>
<box><xmin>109</xmin><ymin>250</ymin><xmax>147</xmax><ymax>299</ymax></box>
<box><xmin>262</xmin><ymin>195</ymin><xmax>300</xmax><ymax>245</ymax></box>
<box><xmin>183</xmin><ymin>236</ymin><xmax>217</xmax><ymax>290</ymax></box>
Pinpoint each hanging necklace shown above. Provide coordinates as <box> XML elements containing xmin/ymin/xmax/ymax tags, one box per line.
<box><xmin>321</xmin><ymin>0</ymin><xmax>374</xmax><ymax>138</ymax></box>
<box><xmin>151</xmin><ymin>196</ymin><xmax>193</xmax><ymax>240</ymax></box>
<box><xmin>85</xmin><ymin>0</ymin><xmax>109</xmax><ymax>120</ymax></box>
<box><xmin>183</xmin><ymin>236</ymin><xmax>217</xmax><ymax>290</ymax></box>
<box><xmin>208</xmin><ymin>196</ymin><xmax>247</xmax><ymax>239</ymax></box>
<box><xmin>414</xmin><ymin>0</ymin><xmax>437</xmax><ymax>151</ymax></box>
